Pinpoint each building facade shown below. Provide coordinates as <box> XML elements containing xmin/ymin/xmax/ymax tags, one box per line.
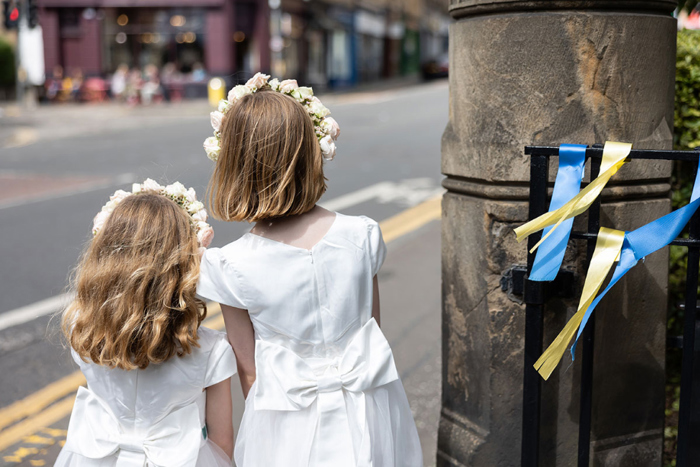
<box><xmin>32</xmin><ymin>0</ymin><xmax>447</xmax><ymax>90</ymax></box>
<box><xmin>37</xmin><ymin>0</ymin><xmax>270</xmax><ymax>79</ymax></box>
<box><xmin>270</xmin><ymin>0</ymin><xmax>449</xmax><ymax>89</ymax></box>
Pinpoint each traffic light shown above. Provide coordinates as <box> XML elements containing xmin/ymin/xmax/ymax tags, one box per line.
<box><xmin>27</xmin><ymin>0</ymin><xmax>38</xmax><ymax>28</ymax></box>
<box><xmin>3</xmin><ymin>0</ymin><xmax>20</xmax><ymax>30</ymax></box>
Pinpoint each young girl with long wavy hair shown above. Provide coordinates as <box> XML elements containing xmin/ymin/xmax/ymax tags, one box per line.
<box><xmin>56</xmin><ymin>189</ymin><xmax>236</xmax><ymax>467</ymax></box>
<box><xmin>198</xmin><ymin>74</ymin><xmax>422</xmax><ymax>466</ymax></box>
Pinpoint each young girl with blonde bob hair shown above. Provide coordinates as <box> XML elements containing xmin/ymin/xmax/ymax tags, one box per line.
<box><xmin>57</xmin><ymin>191</ymin><xmax>236</xmax><ymax>467</ymax></box>
<box><xmin>198</xmin><ymin>77</ymin><xmax>422</xmax><ymax>466</ymax></box>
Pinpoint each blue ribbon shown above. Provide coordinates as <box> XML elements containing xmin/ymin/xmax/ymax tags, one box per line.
<box><xmin>530</xmin><ymin>144</ymin><xmax>587</xmax><ymax>281</ymax></box>
<box><xmin>571</xmin><ymin>163</ymin><xmax>700</xmax><ymax>357</ymax></box>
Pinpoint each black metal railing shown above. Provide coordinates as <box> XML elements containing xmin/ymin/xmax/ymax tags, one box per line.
<box><xmin>520</xmin><ymin>145</ymin><xmax>700</xmax><ymax>466</ymax></box>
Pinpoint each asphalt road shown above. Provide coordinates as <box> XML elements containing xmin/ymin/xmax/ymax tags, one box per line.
<box><xmin>0</xmin><ymin>80</ymin><xmax>447</xmax><ymax>466</ymax></box>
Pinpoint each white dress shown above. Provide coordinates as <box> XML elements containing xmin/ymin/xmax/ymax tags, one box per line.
<box><xmin>197</xmin><ymin>213</ymin><xmax>423</xmax><ymax>467</ymax></box>
<box><xmin>54</xmin><ymin>327</ymin><xmax>236</xmax><ymax>467</ymax></box>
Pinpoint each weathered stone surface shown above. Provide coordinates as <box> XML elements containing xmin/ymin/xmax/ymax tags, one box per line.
<box><xmin>448</xmin><ymin>0</ymin><xmax>677</xmax><ymax>18</ymax></box>
<box><xmin>440</xmin><ymin>1</ymin><xmax>674</xmax><ymax>466</ymax></box>
<box><xmin>440</xmin><ymin>193</ymin><xmax>669</xmax><ymax>466</ymax></box>
<box><xmin>442</xmin><ymin>13</ymin><xmax>676</xmax><ymax>184</ymax></box>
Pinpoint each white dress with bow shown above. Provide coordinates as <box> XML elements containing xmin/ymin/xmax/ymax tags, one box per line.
<box><xmin>197</xmin><ymin>213</ymin><xmax>423</xmax><ymax>467</ymax></box>
<box><xmin>54</xmin><ymin>327</ymin><xmax>236</xmax><ymax>467</ymax></box>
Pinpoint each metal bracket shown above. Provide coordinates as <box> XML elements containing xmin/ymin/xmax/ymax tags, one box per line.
<box><xmin>501</xmin><ymin>265</ymin><xmax>576</xmax><ymax>305</ymax></box>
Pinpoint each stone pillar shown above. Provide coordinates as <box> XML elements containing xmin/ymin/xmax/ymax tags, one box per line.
<box><xmin>440</xmin><ymin>1</ymin><xmax>677</xmax><ymax>466</ymax></box>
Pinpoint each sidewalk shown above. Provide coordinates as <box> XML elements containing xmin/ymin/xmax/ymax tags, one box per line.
<box><xmin>0</xmin><ymin>77</ymin><xmax>443</xmax><ymax>150</ymax></box>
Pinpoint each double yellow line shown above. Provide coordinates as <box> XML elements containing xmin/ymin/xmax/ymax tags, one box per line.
<box><xmin>0</xmin><ymin>196</ymin><xmax>441</xmax><ymax>452</ymax></box>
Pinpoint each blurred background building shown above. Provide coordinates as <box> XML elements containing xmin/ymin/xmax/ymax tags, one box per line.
<box><xmin>0</xmin><ymin>0</ymin><xmax>449</xmax><ymax>103</ymax></box>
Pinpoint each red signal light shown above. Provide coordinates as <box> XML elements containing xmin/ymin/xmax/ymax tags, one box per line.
<box><xmin>9</xmin><ymin>7</ymin><xmax>18</xmax><ymax>21</ymax></box>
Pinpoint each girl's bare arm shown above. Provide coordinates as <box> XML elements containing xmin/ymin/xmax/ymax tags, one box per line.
<box><xmin>372</xmin><ymin>275</ymin><xmax>381</xmax><ymax>327</ymax></box>
<box><xmin>205</xmin><ymin>377</ymin><xmax>233</xmax><ymax>459</ymax></box>
<box><xmin>221</xmin><ymin>304</ymin><xmax>257</xmax><ymax>398</ymax></box>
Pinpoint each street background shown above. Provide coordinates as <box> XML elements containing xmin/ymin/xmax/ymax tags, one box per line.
<box><xmin>0</xmin><ymin>80</ymin><xmax>448</xmax><ymax>465</ymax></box>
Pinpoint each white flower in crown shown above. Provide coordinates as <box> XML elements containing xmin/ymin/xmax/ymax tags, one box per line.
<box><xmin>92</xmin><ymin>210</ymin><xmax>110</xmax><ymax>234</ymax></box>
<box><xmin>92</xmin><ymin>179</ymin><xmax>214</xmax><ymax>247</ymax></box>
<box><xmin>165</xmin><ymin>182</ymin><xmax>188</xmax><ymax>198</ymax></box>
<box><xmin>142</xmin><ymin>178</ymin><xmax>163</xmax><ymax>192</ymax></box>
<box><xmin>203</xmin><ymin>137</ymin><xmax>220</xmax><ymax>161</ymax></box>
<box><xmin>210</xmin><ymin>111</ymin><xmax>224</xmax><ymax>132</ymax></box>
<box><xmin>298</xmin><ymin>87</ymin><xmax>313</xmax><ymax>100</ymax></box>
<box><xmin>228</xmin><ymin>85</ymin><xmax>252</xmax><ymax>102</ymax></box>
<box><xmin>110</xmin><ymin>189</ymin><xmax>131</xmax><ymax>203</ymax></box>
<box><xmin>188</xmin><ymin>200</ymin><xmax>205</xmax><ymax>214</ymax></box>
<box><xmin>185</xmin><ymin>187</ymin><xmax>197</xmax><ymax>204</ymax></box>
<box><xmin>192</xmin><ymin>208</ymin><xmax>208</xmax><ymax>222</ymax></box>
<box><xmin>205</xmin><ymin>73</ymin><xmax>340</xmax><ymax>162</ymax></box>
<box><xmin>308</xmin><ymin>101</ymin><xmax>330</xmax><ymax>119</ymax></box>
<box><xmin>319</xmin><ymin>135</ymin><xmax>336</xmax><ymax>161</ymax></box>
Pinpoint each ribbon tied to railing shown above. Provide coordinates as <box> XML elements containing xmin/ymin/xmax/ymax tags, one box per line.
<box><xmin>534</xmin><ymin>159</ymin><xmax>700</xmax><ymax>380</ymax></box>
<box><xmin>515</xmin><ymin>141</ymin><xmax>632</xmax><ymax>256</ymax></box>
<box><xmin>529</xmin><ymin>144</ymin><xmax>587</xmax><ymax>281</ymax></box>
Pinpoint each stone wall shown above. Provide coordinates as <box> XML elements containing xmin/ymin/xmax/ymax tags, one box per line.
<box><xmin>439</xmin><ymin>1</ymin><xmax>677</xmax><ymax>465</ymax></box>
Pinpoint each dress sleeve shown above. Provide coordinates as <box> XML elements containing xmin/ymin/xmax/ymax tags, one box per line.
<box><xmin>204</xmin><ymin>332</ymin><xmax>238</xmax><ymax>388</ymax></box>
<box><xmin>361</xmin><ymin>216</ymin><xmax>387</xmax><ymax>277</ymax></box>
<box><xmin>197</xmin><ymin>248</ymin><xmax>246</xmax><ymax>309</ymax></box>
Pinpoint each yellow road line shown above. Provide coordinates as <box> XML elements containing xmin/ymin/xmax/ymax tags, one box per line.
<box><xmin>0</xmin><ymin>372</ymin><xmax>85</xmax><ymax>433</ymax></box>
<box><xmin>380</xmin><ymin>195</ymin><xmax>442</xmax><ymax>243</ymax></box>
<box><xmin>0</xmin><ymin>396</ymin><xmax>74</xmax><ymax>452</ymax></box>
<box><xmin>0</xmin><ymin>304</ymin><xmax>224</xmax><ymax>436</ymax></box>
<box><xmin>0</xmin><ymin>196</ymin><xmax>442</xmax><ymax>451</ymax></box>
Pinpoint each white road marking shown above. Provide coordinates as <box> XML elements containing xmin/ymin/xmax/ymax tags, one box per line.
<box><xmin>0</xmin><ymin>293</ymin><xmax>73</xmax><ymax>331</ymax></box>
<box><xmin>0</xmin><ymin>177</ymin><xmax>442</xmax><ymax>330</ymax></box>
<box><xmin>320</xmin><ymin>178</ymin><xmax>443</xmax><ymax>212</ymax></box>
<box><xmin>0</xmin><ymin>173</ymin><xmax>136</xmax><ymax>211</ymax></box>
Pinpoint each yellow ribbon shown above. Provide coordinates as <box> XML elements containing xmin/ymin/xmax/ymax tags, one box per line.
<box><xmin>534</xmin><ymin>227</ymin><xmax>625</xmax><ymax>380</ymax></box>
<box><xmin>515</xmin><ymin>141</ymin><xmax>631</xmax><ymax>253</ymax></box>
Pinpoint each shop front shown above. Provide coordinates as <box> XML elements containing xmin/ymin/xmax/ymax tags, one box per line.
<box><xmin>38</xmin><ymin>0</ymin><xmax>269</xmax><ymax>85</ymax></box>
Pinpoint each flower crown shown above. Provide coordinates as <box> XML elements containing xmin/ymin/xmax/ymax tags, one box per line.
<box><xmin>92</xmin><ymin>179</ymin><xmax>215</xmax><ymax>248</ymax></box>
<box><xmin>203</xmin><ymin>72</ymin><xmax>340</xmax><ymax>162</ymax></box>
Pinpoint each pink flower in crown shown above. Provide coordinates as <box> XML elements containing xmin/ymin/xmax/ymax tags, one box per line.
<box><xmin>210</xmin><ymin>111</ymin><xmax>224</xmax><ymax>132</ymax></box>
<box><xmin>279</xmin><ymin>79</ymin><xmax>299</xmax><ymax>94</ymax></box>
<box><xmin>325</xmin><ymin>117</ymin><xmax>340</xmax><ymax>141</ymax></box>
<box><xmin>245</xmin><ymin>72</ymin><xmax>270</xmax><ymax>91</ymax></box>
<box><xmin>197</xmin><ymin>222</ymin><xmax>215</xmax><ymax>248</ymax></box>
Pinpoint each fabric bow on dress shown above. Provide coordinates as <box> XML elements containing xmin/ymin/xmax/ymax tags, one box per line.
<box><xmin>254</xmin><ymin>318</ymin><xmax>399</xmax><ymax>467</ymax></box>
<box><xmin>63</xmin><ymin>387</ymin><xmax>204</xmax><ymax>467</ymax></box>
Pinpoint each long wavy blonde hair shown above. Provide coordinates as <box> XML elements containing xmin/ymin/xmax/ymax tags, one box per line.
<box><xmin>62</xmin><ymin>192</ymin><xmax>207</xmax><ymax>370</ymax></box>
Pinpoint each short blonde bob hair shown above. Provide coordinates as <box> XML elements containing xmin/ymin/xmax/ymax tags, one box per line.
<box><xmin>62</xmin><ymin>193</ymin><xmax>206</xmax><ymax>370</ymax></box>
<box><xmin>208</xmin><ymin>89</ymin><xmax>326</xmax><ymax>222</ymax></box>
